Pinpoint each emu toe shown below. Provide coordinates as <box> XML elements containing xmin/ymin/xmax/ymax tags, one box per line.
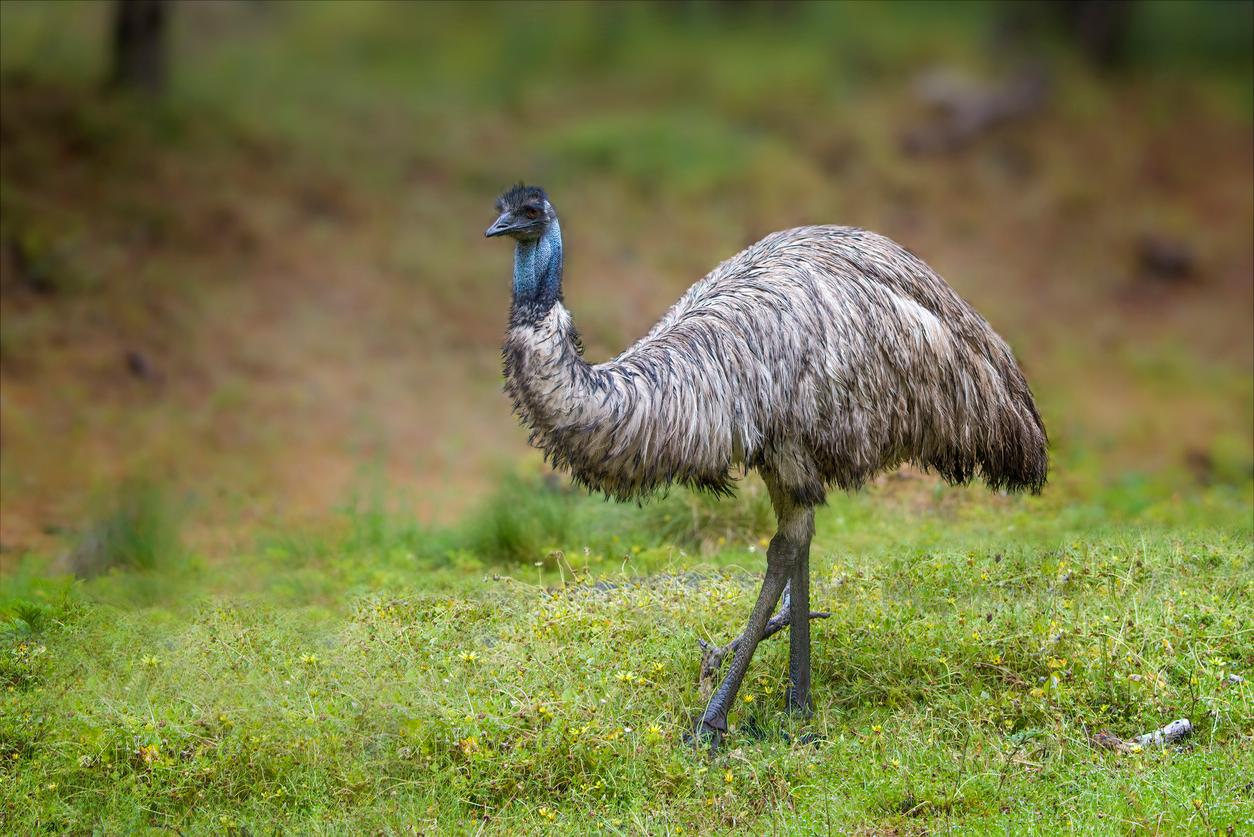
<box><xmin>740</xmin><ymin>717</ymin><xmax>823</xmax><ymax>747</ymax></box>
<box><xmin>785</xmin><ymin>689</ymin><xmax>814</xmax><ymax>718</ymax></box>
<box><xmin>684</xmin><ymin>714</ymin><xmax>727</xmax><ymax>754</ymax></box>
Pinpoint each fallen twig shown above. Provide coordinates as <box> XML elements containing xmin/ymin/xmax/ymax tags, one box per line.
<box><xmin>974</xmin><ymin>661</ymin><xmax>1030</xmax><ymax>688</ymax></box>
<box><xmin>1093</xmin><ymin>718</ymin><xmax>1193</xmax><ymax>753</ymax></box>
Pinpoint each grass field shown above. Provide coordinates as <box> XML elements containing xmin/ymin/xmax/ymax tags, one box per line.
<box><xmin>5</xmin><ymin>473</ymin><xmax>1252</xmax><ymax>833</ymax></box>
<box><xmin>2</xmin><ymin>1</ymin><xmax>1252</xmax><ymax>833</ymax></box>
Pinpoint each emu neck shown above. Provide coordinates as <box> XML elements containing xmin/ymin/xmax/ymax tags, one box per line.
<box><xmin>511</xmin><ymin>220</ymin><xmax>563</xmax><ymax>325</ymax></box>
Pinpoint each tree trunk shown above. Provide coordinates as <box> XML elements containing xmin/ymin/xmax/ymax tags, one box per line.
<box><xmin>110</xmin><ymin>0</ymin><xmax>169</xmax><ymax>94</ymax></box>
<box><xmin>1055</xmin><ymin>0</ymin><xmax>1134</xmax><ymax>68</ymax></box>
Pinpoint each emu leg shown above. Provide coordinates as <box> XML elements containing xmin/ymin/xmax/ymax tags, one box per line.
<box><xmin>696</xmin><ymin>586</ymin><xmax>830</xmax><ymax>703</ymax></box>
<box><xmin>786</xmin><ymin>537</ymin><xmax>813</xmax><ymax>715</ymax></box>
<box><xmin>693</xmin><ymin>535</ymin><xmax>794</xmax><ymax>749</ymax></box>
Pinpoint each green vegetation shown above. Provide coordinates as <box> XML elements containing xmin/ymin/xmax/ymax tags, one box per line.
<box><xmin>4</xmin><ymin>468</ymin><xmax>1252</xmax><ymax>833</ymax></box>
<box><xmin>66</xmin><ymin>480</ymin><xmax>183</xmax><ymax>578</ymax></box>
<box><xmin>1</xmin><ymin>0</ymin><xmax>1251</xmax><ymax>833</ymax></box>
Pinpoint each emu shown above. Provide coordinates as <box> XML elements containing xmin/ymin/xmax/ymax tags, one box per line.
<box><xmin>486</xmin><ymin>184</ymin><xmax>1047</xmax><ymax>748</ymax></box>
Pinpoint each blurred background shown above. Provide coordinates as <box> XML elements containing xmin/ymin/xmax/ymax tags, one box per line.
<box><xmin>0</xmin><ymin>0</ymin><xmax>1250</xmax><ymax>570</ymax></box>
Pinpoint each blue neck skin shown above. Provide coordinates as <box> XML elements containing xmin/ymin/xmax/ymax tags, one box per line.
<box><xmin>510</xmin><ymin>219</ymin><xmax>563</xmax><ymax>324</ymax></box>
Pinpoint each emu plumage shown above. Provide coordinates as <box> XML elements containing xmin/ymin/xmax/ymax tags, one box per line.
<box><xmin>487</xmin><ymin>184</ymin><xmax>1047</xmax><ymax>748</ymax></box>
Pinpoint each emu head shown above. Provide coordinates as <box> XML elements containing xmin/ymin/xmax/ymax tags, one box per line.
<box><xmin>485</xmin><ymin>184</ymin><xmax>555</xmax><ymax>242</ymax></box>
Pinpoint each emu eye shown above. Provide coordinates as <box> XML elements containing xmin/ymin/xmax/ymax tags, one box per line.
<box><xmin>523</xmin><ymin>206</ymin><xmax>541</xmax><ymax>220</ymax></box>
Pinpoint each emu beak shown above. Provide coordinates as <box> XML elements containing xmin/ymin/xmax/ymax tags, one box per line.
<box><xmin>484</xmin><ymin>213</ymin><xmax>513</xmax><ymax>238</ymax></box>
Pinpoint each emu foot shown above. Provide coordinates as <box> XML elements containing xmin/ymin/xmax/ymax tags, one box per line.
<box><xmin>741</xmin><ymin>718</ymin><xmax>825</xmax><ymax>748</ymax></box>
<box><xmin>784</xmin><ymin>690</ymin><xmax>814</xmax><ymax>718</ymax></box>
<box><xmin>739</xmin><ymin>717</ymin><xmax>783</xmax><ymax>744</ymax></box>
<box><xmin>683</xmin><ymin>713</ymin><xmax>727</xmax><ymax>754</ymax></box>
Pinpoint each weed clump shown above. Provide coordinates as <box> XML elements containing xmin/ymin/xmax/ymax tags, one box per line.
<box><xmin>68</xmin><ymin>480</ymin><xmax>181</xmax><ymax>576</ymax></box>
<box><xmin>641</xmin><ymin>481</ymin><xmax>775</xmax><ymax>553</ymax></box>
<box><xmin>460</xmin><ymin>473</ymin><xmax>577</xmax><ymax>564</ymax></box>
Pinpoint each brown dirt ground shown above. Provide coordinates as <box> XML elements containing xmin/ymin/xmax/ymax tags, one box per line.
<box><xmin>1</xmin><ymin>76</ymin><xmax>1250</xmax><ymax>561</ymax></box>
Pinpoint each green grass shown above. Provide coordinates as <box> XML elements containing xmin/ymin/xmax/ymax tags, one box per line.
<box><xmin>64</xmin><ymin>480</ymin><xmax>184</xmax><ymax>578</ymax></box>
<box><xmin>3</xmin><ymin>472</ymin><xmax>1251</xmax><ymax>834</ymax></box>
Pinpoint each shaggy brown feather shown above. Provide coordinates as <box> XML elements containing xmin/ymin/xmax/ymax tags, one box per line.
<box><xmin>502</xmin><ymin>225</ymin><xmax>1047</xmax><ymax>505</ymax></box>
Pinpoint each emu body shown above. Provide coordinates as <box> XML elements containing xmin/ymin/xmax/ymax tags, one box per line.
<box><xmin>487</xmin><ymin>185</ymin><xmax>1047</xmax><ymax>747</ymax></box>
